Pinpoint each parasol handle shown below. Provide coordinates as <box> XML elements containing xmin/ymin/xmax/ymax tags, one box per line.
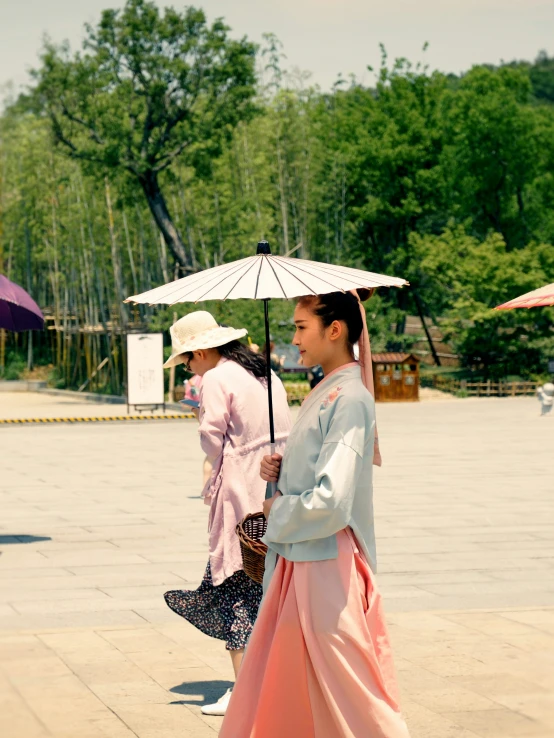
<box><xmin>267</xmin><ymin>442</ymin><xmax>277</xmax><ymax>497</ymax></box>
<box><xmin>263</xmin><ymin>299</ymin><xmax>276</xmax><ymax>446</ymax></box>
<box><xmin>263</xmin><ymin>298</ymin><xmax>277</xmax><ymax>497</ymax></box>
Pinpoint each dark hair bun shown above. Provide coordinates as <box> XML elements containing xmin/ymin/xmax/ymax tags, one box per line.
<box><xmin>298</xmin><ymin>290</ymin><xmax>365</xmax><ymax>346</ymax></box>
<box><xmin>356</xmin><ymin>288</ymin><xmax>373</xmax><ymax>303</ymax></box>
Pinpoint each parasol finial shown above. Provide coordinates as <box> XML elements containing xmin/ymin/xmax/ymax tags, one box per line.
<box><xmin>257</xmin><ymin>240</ymin><xmax>271</xmax><ymax>255</ymax></box>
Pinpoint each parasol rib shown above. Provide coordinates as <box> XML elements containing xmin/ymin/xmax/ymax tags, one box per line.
<box><xmin>133</xmin><ymin>257</ymin><xmax>254</xmax><ymax>304</ymax></box>
<box><xmin>269</xmin><ymin>256</ymin><xmax>347</xmax><ymax>294</ymax></box>
<box><xmin>265</xmin><ymin>257</ymin><xmax>288</xmax><ymax>299</ymax></box>
<box><xmin>169</xmin><ymin>259</ymin><xmax>256</xmax><ymax>304</ymax></box>
<box><xmin>271</xmin><ymin>255</ymin><xmax>401</xmax><ymax>289</ymax></box>
<box><xmin>253</xmin><ymin>256</ymin><xmax>265</xmax><ymax>300</ymax></box>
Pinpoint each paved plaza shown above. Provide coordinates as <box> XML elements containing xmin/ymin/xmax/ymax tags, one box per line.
<box><xmin>0</xmin><ymin>393</ymin><xmax>553</xmax><ymax>737</ymax></box>
<box><xmin>0</xmin><ymin>391</ymin><xmax>184</xmax><ymax>420</ymax></box>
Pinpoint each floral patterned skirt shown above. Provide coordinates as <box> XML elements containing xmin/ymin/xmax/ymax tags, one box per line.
<box><xmin>164</xmin><ymin>562</ymin><xmax>263</xmax><ymax>651</ymax></box>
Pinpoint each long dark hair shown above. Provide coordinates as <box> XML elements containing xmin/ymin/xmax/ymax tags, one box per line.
<box><xmin>218</xmin><ymin>340</ymin><xmax>267</xmax><ymax>378</ymax></box>
<box><xmin>298</xmin><ymin>288</ymin><xmax>371</xmax><ymax>352</ymax></box>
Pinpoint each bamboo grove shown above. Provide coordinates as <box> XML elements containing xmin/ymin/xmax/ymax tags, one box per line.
<box><xmin>1</xmin><ymin>2</ymin><xmax>554</xmax><ymax>391</ymax></box>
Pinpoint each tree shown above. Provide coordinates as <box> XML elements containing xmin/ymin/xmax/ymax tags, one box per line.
<box><xmin>31</xmin><ymin>0</ymin><xmax>257</xmax><ymax>268</ymax></box>
<box><xmin>304</xmin><ymin>54</ymin><xmax>449</xmax><ymax>283</ymax></box>
<box><xmin>407</xmin><ymin>227</ymin><xmax>554</xmax><ymax>378</ymax></box>
<box><xmin>5</xmin><ymin>39</ymin><xmax>554</xmax><ymax>385</ymax></box>
<box><xmin>529</xmin><ymin>51</ymin><xmax>554</xmax><ymax>104</ymax></box>
<box><xmin>442</xmin><ymin>66</ymin><xmax>545</xmax><ymax>248</ymax></box>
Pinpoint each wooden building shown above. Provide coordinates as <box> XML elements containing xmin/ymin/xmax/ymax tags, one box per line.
<box><xmin>372</xmin><ymin>353</ymin><xmax>420</xmax><ymax>402</ymax></box>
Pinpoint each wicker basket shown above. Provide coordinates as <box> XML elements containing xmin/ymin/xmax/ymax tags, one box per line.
<box><xmin>236</xmin><ymin>512</ymin><xmax>268</xmax><ymax>584</ymax></box>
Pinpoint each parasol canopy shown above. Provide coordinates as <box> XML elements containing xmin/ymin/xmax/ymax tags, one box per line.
<box><xmin>495</xmin><ymin>282</ymin><xmax>554</xmax><ymax>310</ymax></box>
<box><xmin>125</xmin><ymin>245</ymin><xmax>407</xmax><ymax>305</ymax></box>
<box><xmin>0</xmin><ymin>275</ymin><xmax>44</xmax><ymax>332</ymax></box>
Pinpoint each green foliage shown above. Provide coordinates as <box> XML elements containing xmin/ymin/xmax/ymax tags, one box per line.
<box><xmin>32</xmin><ymin>0</ymin><xmax>257</xmax><ymax>177</ymax></box>
<box><xmin>29</xmin><ymin>0</ymin><xmax>258</xmax><ymax>266</ymax></box>
<box><xmin>407</xmin><ymin>228</ymin><xmax>554</xmax><ymax>377</ymax></box>
<box><xmin>442</xmin><ymin>66</ymin><xmax>553</xmax><ymax>248</ymax></box>
<box><xmin>3</xmin><ymin>357</ymin><xmax>26</xmax><ymax>381</ymax></box>
<box><xmin>346</xmin><ymin>60</ymin><xmax>449</xmax><ymax>269</ymax></box>
<box><xmin>47</xmin><ymin>366</ymin><xmax>67</xmax><ymax>389</ymax></box>
<box><xmin>530</xmin><ymin>52</ymin><xmax>554</xmax><ymax>103</ymax></box>
<box><xmin>509</xmin><ymin>51</ymin><xmax>554</xmax><ymax>104</ymax></box>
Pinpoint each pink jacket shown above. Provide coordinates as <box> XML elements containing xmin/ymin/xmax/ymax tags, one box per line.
<box><xmin>199</xmin><ymin>358</ymin><xmax>291</xmax><ymax>585</ymax></box>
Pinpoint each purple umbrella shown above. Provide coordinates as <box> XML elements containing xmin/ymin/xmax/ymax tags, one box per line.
<box><xmin>0</xmin><ymin>275</ymin><xmax>44</xmax><ymax>332</ymax></box>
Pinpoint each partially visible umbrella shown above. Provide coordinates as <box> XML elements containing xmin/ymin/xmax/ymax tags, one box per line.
<box><xmin>495</xmin><ymin>282</ymin><xmax>554</xmax><ymax>310</ymax></box>
<box><xmin>0</xmin><ymin>275</ymin><xmax>44</xmax><ymax>332</ymax></box>
<box><xmin>125</xmin><ymin>241</ymin><xmax>408</xmax><ymax>466</ymax></box>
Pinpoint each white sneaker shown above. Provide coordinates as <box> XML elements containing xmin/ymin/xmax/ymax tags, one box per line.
<box><xmin>201</xmin><ymin>688</ymin><xmax>232</xmax><ymax>716</ymax></box>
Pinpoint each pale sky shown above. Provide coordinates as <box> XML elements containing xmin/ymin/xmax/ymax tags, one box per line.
<box><xmin>1</xmin><ymin>0</ymin><xmax>553</xmax><ymax>99</ymax></box>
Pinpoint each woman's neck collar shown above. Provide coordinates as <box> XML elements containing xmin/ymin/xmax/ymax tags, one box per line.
<box><xmin>321</xmin><ymin>352</ymin><xmax>355</xmax><ymax>377</ymax></box>
<box><xmin>321</xmin><ymin>361</ymin><xmax>358</xmax><ymax>382</ymax></box>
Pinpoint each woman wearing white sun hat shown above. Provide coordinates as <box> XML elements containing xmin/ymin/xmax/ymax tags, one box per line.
<box><xmin>163</xmin><ymin>311</ymin><xmax>291</xmax><ymax>716</ymax></box>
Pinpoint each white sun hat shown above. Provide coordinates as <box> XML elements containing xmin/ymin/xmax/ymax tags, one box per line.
<box><xmin>163</xmin><ymin>311</ymin><xmax>248</xmax><ymax>368</ymax></box>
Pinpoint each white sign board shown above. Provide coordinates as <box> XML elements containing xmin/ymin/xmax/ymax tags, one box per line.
<box><xmin>127</xmin><ymin>333</ymin><xmax>164</xmax><ymax>407</ymax></box>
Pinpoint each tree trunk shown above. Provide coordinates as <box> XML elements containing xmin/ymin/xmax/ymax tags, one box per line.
<box><xmin>104</xmin><ymin>178</ymin><xmax>129</xmax><ymax>327</ymax></box>
<box><xmin>177</xmin><ymin>182</ymin><xmax>198</xmax><ymax>269</ymax></box>
<box><xmin>412</xmin><ymin>289</ymin><xmax>441</xmax><ymax>367</ymax></box>
<box><xmin>276</xmin><ymin>142</ymin><xmax>289</xmax><ymax>255</ymax></box>
<box><xmin>139</xmin><ymin>171</ymin><xmax>190</xmax><ymax>269</ymax></box>
<box><xmin>23</xmin><ymin>205</ymin><xmax>33</xmax><ymax>370</ymax></box>
<box><xmin>122</xmin><ymin>210</ymin><xmax>138</xmax><ymax>296</ymax></box>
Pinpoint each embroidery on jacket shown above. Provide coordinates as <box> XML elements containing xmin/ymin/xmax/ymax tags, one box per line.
<box><xmin>321</xmin><ymin>385</ymin><xmax>342</xmax><ymax>409</ymax></box>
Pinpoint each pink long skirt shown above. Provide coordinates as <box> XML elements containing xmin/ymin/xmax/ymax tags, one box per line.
<box><xmin>219</xmin><ymin>529</ymin><xmax>411</xmax><ymax>738</ymax></box>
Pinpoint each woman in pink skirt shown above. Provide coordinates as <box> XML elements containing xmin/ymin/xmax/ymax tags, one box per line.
<box><xmin>219</xmin><ymin>290</ymin><xmax>411</xmax><ymax>738</ymax></box>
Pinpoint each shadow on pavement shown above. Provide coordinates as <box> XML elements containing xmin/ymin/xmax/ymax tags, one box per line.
<box><xmin>0</xmin><ymin>534</ymin><xmax>52</xmax><ymax>544</ymax></box>
<box><xmin>170</xmin><ymin>679</ymin><xmax>233</xmax><ymax>706</ymax></box>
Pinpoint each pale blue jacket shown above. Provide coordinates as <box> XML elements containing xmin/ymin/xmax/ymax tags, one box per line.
<box><xmin>262</xmin><ymin>364</ymin><xmax>376</xmax><ymax>590</ymax></box>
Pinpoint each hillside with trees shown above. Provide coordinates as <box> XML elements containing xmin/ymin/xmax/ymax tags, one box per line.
<box><xmin>1</xmin><ymin>0</ymin><xmax>553</xmax><ymax>391</ymax></box>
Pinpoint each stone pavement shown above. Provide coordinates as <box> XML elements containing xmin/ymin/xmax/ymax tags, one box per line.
<box><xmin>0</xmin><ymin>392</ymin><xmax>183</xmax><ymax>420</ymax></box>
<box><xmin>0</xmin><ymin>395</ymin><xmax>553</xmax><ymax>737</ymax></box>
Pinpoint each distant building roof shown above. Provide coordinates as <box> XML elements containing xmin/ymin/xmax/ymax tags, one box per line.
<box><xmin>372</xmin><ymin>353</ymin><xmax>420</xmax><ymax>363</ymax></box>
